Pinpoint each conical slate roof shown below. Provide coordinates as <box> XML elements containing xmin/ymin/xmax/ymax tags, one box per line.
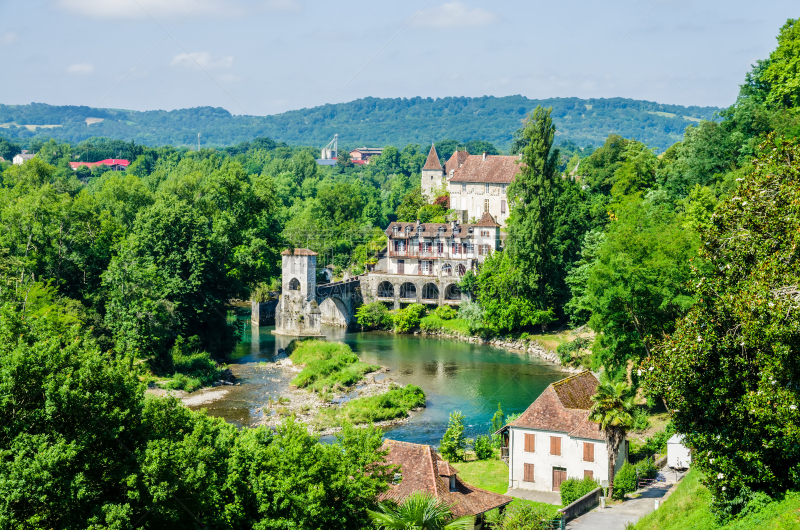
<box><xmin>423</xmin><ymin>144</ymin><xmax>442</xmax><ymax>171</ymax></box>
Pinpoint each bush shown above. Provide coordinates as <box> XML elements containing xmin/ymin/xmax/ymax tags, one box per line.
<box><xmin>163</xmin><ymin>335</ymin><xmax>222</xmax><ymax>392</ymax></box>
<box><xmin>631</xmin><ymin>407</ymin><xmax>652</xmax><ymax>432</ymax></box>
<box><xmin>434</xmin><ymin>305</ymin><xmax>457</xmax><ymax>320</ymax></box>
<box><xmin>439</xmin><ymin>411</ymin><xmax>468</xmax><ymax>462</ymax></box>
<box><xmin>635</xmin><ymin>457</ymin><xmax>658</xmax><ymax>480</ymax></box>
<box><xmin>555</xmin><ymin>336</ymin><xmax>590</xmax><ymax>366</ymax></box>
<box><xmin>560</xmin><ymin>475</ymin><xmax>600</xmax><ymax>506</ymax></box>
<box><xmin>355</xmin><ymin>301</ymin><xmax>392</xmax><ymax>330</ymax></box>
<box><xmin>473</xmin><ymin>435</ymin><xmax>494</xmax><ymax>460</ymax></box>
<box><xmin>485</xmin><ymin>502</ymin><xmax>559</xmax><ymax>530</ymax></box>
<box><xmin>289</xmin><ymin>340</ymin><xmax>379</xmax><ymax>393</ymax></box>
<box><xmin>315</xmin><ymin>384</ymin><xmax>426</xmax><ymax>428</ymax></box>
<box><xmin>613</xmin><ymin>462</ymin><xmax>637</xmax><ymax>499</ymax></box>
<box><xmin>457</xmin><ymin>300</ymin><xmax>484</xmax><ymax>333</ymax></box>
<box><xmin>393</xmin><ymin>303</ymin><xmax>426</xmax><ymax>333</ymax></box>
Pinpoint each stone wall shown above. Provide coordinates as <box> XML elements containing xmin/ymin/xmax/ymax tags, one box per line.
<box><xmin>251</xmin><ymin>300</ymin><xmax>278</xmax><ymax>326</ymax></box>
<box><xmin>361</xmin><ymin>272</ymin><xmax>463</xmax><ymax>308</ymax></box>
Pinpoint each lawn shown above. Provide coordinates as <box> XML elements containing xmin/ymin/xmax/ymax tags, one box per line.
<box><xmin>634</xmin><ymin>469</ymin><xmax>800</xmax><ymax>530</ymax></box>
<box><xmin>420</xmin><ymin>315</ymin><xmax>471</xmax><ymax>336</ymax></box>
<box><xmin>454</xmin><ymin>457</ymin><xmax>509</xmax><ymax>494</ymax></box>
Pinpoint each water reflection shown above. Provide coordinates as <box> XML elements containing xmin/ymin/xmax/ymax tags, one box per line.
<box><xmin>195</xmin><ymin>322</ymin><xmax>566</xmax><ymax>446</ymax></box>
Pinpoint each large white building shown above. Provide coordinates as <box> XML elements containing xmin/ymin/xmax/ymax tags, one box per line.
<box><xmin>498</xmin><ymin>371</ymin><xmax>628</xmax><ymax>493</ymax></box>
<box><xmin>420</xmin><ymin>144</ymin><xmax>522</xmax><ymax>226</ymax></box>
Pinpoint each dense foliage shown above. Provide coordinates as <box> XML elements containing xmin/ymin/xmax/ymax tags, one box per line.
<box><xmin>0</xmin><ymin>97</ymin><xmax>718</xmax><ymax>152</ymax></box>
<box><xmin>560</xmin><ymin>476</ymin><xmax>600</xmax><ymax>506</ymax></box>
<box><xmin>0</xmin><ymin>308</ymin><xmax>393</xmax><ymax>529</ymax></box>
<box><xmin>642</xmin><ymin>135</ymin><xmax>800</xmax><ymax>517</ymax></box>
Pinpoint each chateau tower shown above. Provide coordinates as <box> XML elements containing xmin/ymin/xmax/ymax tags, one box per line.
<box><xmin>421</xmin><ymin>143</ymin><xmax>445</xmax><ymax>200</ymax></box>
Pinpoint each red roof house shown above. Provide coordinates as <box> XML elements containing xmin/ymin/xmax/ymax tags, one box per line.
<box><xmin>70</xmin><ymin>159</ymin><xmax>130</xmax><ymax>171</ymax></box>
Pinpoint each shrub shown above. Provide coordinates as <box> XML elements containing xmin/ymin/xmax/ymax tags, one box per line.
<box><xmin>355</xmin><ymin>301</ymin><xmax>392</xmax><ymax>330</ymax></box>
<box><xmin>485</xmin><ymin>502</ymin><xmax>559</xmax><ymax>530</ymax></box>
<box><xmin>163</xmin><ymin>335</ymin><xmax>222</xmax><ymax>392</ymax></box>
<box><xmin>434</xmin><ymin>305</ymin><xmax>457</xmax><ymax>320</ymax></box>
<box><xmin>393</xmin><ymin>303</ymin><xmax>426</xmax><ymax>333</ymax></box>
<box><xmin>555</xmin><ymin>336</ymin><xmax>590</xmax><ymax>366</ymax></box>
<box><xmin>613</xmin><ymin>462</ymin><xmax>637</xmax><ymax>499</ymax></box>
<box><xmin>439</xmin><ymin>411</ymin><xmax>468</xmax><ymax>462</ymax></box>
<box><xmin>457</xmin><ymin>300</ymin><xmax>484</xmax><ymax>333</ymax></box>
<box><xmin>631</xmin><ymin>407</ymin><xmax>652</xmax><ymax>432</ymax></box>
<box><xmin>560</xmin><ymin>475</ymin><xmax>600</xmax><ymax>506</ymax></box>
<box><xmin>315</xmin><ymin>384</ymin><xmax>426</xmax><ymax>428</ymax></box>
<box><xmin>635</xmin><ymin>457</ymin><xmax>658</xmax><ymax>481</ymax></box>
<box><xmin>473</xmin><ymin>435</ymin><xmax>494</xmax><ymax>460</ymax></box>
<box><xmin>289</xmin><ymin>340</ymin><xmax>379</xmax><ymax>393</ymax></box>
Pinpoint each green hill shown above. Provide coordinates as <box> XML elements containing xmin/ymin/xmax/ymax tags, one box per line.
<box><xmin>0</xmin><ymin>96</ymin><xmax>720</xmax><ymax>152</ymax></box>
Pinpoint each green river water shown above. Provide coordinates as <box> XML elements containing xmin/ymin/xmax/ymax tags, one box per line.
<box><xmin>193</xmin><ymin>323</ymin><xmax>565</xmax><ymax>446</ymax></box>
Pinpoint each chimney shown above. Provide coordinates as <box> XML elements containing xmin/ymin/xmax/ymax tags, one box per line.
<box><xmin>482</xmin><ymin>152</ymin><xmax>487</xmax><ymax>161</ymax></box>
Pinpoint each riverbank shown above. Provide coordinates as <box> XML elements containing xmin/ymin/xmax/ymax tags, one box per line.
<box><xmin>413</xmin><ymin>326</ymin><xmax>587</xmax><ymax>374</ymax></box>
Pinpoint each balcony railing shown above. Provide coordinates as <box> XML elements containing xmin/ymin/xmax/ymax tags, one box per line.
<box><xmin>388</xmin><ymin>250</ymin><xmax>480</xmax><ymax>259</ymax></box>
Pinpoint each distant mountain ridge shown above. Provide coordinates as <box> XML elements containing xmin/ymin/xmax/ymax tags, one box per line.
<box><xmin>0</xmin><ymin>96</ymin><xmax>720</xmax><ymax>152</ymax></box>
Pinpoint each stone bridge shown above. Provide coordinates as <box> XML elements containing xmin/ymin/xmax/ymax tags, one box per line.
<box><xmin>315</xmin><ymin>276</ymin><xmax>363</xmax><ymax>327</ymax></box>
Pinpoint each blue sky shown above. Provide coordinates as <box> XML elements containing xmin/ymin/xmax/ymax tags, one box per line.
<box><xmin>0</xmin><ymin>1</ymin><xmax>795</xmax><ymax>115</ymax></box>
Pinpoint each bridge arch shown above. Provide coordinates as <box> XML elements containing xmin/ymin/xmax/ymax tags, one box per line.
<box><xmin>400</xmin><ymin>282</ymin><xmax>417</xmax><ymax>300</ymax></box>
<box><xmin>422</xmin><ymin>282</ymin><xmax>439</xmax><ymax>301</ymax></box>
<box><xmin>377</xmin><ymin>281</ymin><xmax>394</xmax><ymax>298</ymax></box>
<box><xmin>319</xmin><ymin>296</ymin><xmax>349</xmax><ymax>327</ymax></box>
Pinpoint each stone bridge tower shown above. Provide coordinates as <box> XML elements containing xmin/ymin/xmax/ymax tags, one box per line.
<box><xmin>272</xmin><ymin>248</ymin><xmax>323</xmax><ymax>337</ymax></box>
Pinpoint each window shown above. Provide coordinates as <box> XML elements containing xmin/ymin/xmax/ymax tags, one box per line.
<box><xmin>480</xmin><ymin>230</ymin><xmax>490</xmax><ymax>237</ymax></box>
<box><xmin>437</xmin><ymin>242</ymin><xmax>444</xmax><ymax>254</ymax></box>
<box><xmin>483</xmin><ymin>244</ymin><xmax>490</xmax><ymax>255</ymax></box>
<box><xmin>584</xmin><ymin>470</ymin><xmax>594</xmax><ymax>479</ymax></box>
<box><xmin>485</xmin><ymin>183</ymin><xmax>490</xmax><ymax>194</ymax></box>
<box><xmin>393</xmin><ymin>225</ymin><xmax>398</xmax><ymax>234</ymax></box>
<box><xmin>462</xmin><ymin>183</ymin><xmax>466</xmax><ymax>193</ymax></box>
<box><xmin>550</xmin><ymin>436</ymin><xmax>561</xmax><ymax>456</ymax></box>
<box><xmin>523</xmin><ymin>463</ymin><xmax>535</xmax><ymax>483</ymax></box>
<box><xmin>501</xmin><ymin>200</ymin><xmax>506</xmax><ymax>214</ymax></box>
<box><xmin>583</xmin><ymin>443</ymin><xmax>594</xmax><ymax>462</ymax></box>
<box><xmin>502</xmin><ymin>183</ymin><xmax>507</xmax><ymax>194</ymax></box>
<box><xmin>524</xmin><ymin>433</ymin><xmax>535</xmax><ymax>453</ymax></box>
<box><xmin>452</xmin><ymin>242</ymin><xmax>460</xmax><ymax>254</ymax></box>
<box><xmin>484</xmin><ymin>199</ymin><xmax>489</xmax><ymax>213</ymax></box>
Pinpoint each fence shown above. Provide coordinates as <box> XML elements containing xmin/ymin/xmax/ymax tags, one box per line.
<box><xmin>558</xmin><ymin>487</ymin><xmax>603</xmax><ymax>523</ymax></box>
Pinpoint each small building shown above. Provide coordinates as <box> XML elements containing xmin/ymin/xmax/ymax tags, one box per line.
<box><xmin>13</xmin><ymin>151</ymin><xmax>35</xmax><ymax>165</ymax></box>
<box><xmin>349</xmin><ymin>147</ymin><xmax>384</xmax><ymax>163</ymax></box>
<box><xmin>69</xmin><ymin>159</ymin><xmax>129</xmax><ymax>172</ymax></box>
<box><xmin>667</xmin><ymin>434</ymin><xmax>691</xmax><ymax>469</ymax></box>
<box><xmin>381</xmin><ymin>440</ymin><xmax>512</xmax><ymax>530</ymax></box>
<box><xmin>498</xmin><ymin>371</ymin><xmax>628</xmax><ymax>492</ymax></box>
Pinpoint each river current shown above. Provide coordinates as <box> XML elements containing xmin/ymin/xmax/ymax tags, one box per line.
<box><xmin>193</xmin><ymin>323</ymin><xmax>565</xmax><ymax>446</ymax></box>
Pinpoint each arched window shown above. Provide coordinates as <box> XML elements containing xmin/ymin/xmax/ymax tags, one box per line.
<box><xmin>377</xmin><ymin>281</ymin><xmax>394</xmax><ymax>298</ymax></box>
<box><xmin>288</xmin><ymin>278</ymin><xmax>301</xmax><ymax>291</ymax></box>
<box><xmin>442</xmin><ymin>263</ymin><xmax>453</xmax><ymax>276</ymax></box>
<box><xmin>422</xmin><ymin>283</ymin><xmax>439</xmax><ymax>300</ymax></box>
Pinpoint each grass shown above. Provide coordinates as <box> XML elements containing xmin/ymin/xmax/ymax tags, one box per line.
<box><xmin>454</xmin><ymin>457</ymin><xmax>509</xmax><ymax>494</ymax></box>
<box><xmin>289</xmin><ymin>340</ymin><xmax>379</xmax><ymax>393</ymax></box>
<box><xmin>314</xmin><ymin>383</ymin><xmax>426</xmax><ymax>429</ymax></box>
<box><xmin>163</xmin><ymin>350</ymin><xmax>223</xmax><ymax>393</ymax></box>
<box><xmin>419</xmin><ymin>315</ymin><xmax>472</xmax><ymax>336</ymax></box>
<box><xmin>634</xmin><ymin>469</ymin><xmax>800</xmax><ymax>530</ymax></box>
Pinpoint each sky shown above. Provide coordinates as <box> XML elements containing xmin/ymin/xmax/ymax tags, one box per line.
<box><xmin>0</xmin><ymin>0</ymin><xmax>796</xmax><ymax>116</ymax></box>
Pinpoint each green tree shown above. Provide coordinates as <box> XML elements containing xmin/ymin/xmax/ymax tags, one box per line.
<box><xmin>491</xmin><ymin>403</ymin><xmax>505</xmax><ymax>433</ymax></box>
<box><xmin>439</xmin><ymin>411</ymin><xmax>468</xmax><ymax>463</ymax></box>
<box><xmin>754</xmin><ymin>18</ymin><xmax>800</xmax><ymax>110</ymax></box>
<box><xmin>396</xmin><ymin>186</ymin><xmax>428</xmax><ymax>222</ymax></box>
<box><xmin>368</xmin><ymin>492</ymin><xmax>473</xmax><ymax>530</ymax></box>
<box><xmin>584</xmin><ymin>197</ymin><xmax>698</xmax><ymax>376</ymax></box>
<box><xmin>588</xmin><ymin>378</ymin><xmax>635</xmax><ymax>500</ymax></box>
<box><xmin>642</xmin><ymin>135</ymin><xmax>800</xmax><ymax>517</ymax></box>
<box><xmin>506</xmin><ymin>106</ymin><xmax>560</xmax><ymax>312</ymax></box>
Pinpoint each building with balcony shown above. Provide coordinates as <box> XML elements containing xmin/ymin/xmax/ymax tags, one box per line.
<box><xmin>362</xmin><ymin>212</ymin><xmax>501</xmax><ymax>308</ymax></box>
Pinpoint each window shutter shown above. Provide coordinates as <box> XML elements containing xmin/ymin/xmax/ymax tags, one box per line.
<box><xmin>524</xmin><ymin>463</ymin><xmax>535</xmax><ymax>482</ymax></box>
<box><xmin>584</xmin><ymin>443</ymin><xmax>594</xmax><ymax>462</ymax></box>
<box><xmin>584</xmin><ymin>470</ymin><xmax>594</xmax><ymax>479</ymax></box>
<box><xmin>524</xmin><ymin>433</ymin><xmax>535</xmax><ymax>453</ymax></box>
<box><xmin>551</xmin><ymin>436</ymin><xmax>561</xmax><ymax>456</ymax></box>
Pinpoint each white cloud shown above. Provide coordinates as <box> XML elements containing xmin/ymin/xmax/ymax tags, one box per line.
<box><xmin>413</xmin><ymin>2</ymin><xmax>498</xmax><ymax>29</ymax></box>
<box><xmin>1</xmin><ymin>31</ymin><xmax>18</xmax><ymax>45</ymax></box>
<box><xmin>55</xmin><ymin>0</ymin><xmax>299</xmax><ymax>19</ymax></box>
<box><xmin>67</xmin><ymin>62</ymin><xmax>94</xmax><ymax>74</ymax></box>
<box><xmin>171</xmin><ymin>52</ymin><xmax>234</xmax><ymax>70</ymax></box>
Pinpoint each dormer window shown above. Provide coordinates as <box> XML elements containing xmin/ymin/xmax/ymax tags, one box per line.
<box><xmin>392</xmin><ymin>226</ymin><xmax>399</xmax><ymax>234</ymax></box>
<box><xmin>393</xmin><ymin>473</ymin><xmax>403</xmax><ymax>485</ymax></box>
<box><xmin>449</xmin><ymin>475</ymin><xmax>456</xmax><ymax>492</ymax></box>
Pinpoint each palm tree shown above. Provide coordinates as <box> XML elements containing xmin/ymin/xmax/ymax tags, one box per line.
<box><xmin>368</xmin><ymin>491</ymin><xmax>474</xmax><ymax>530</ymax></box>
<box><xmin>588</xmin><ymin>378</ymin><xmax>635</xmax><ymax>499</ymax></box>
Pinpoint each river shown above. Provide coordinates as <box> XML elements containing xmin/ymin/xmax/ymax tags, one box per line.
<box><xmin>192</xmin><ymin>322</ymin><xmax>566</xmax><ymax>446</ymax></box>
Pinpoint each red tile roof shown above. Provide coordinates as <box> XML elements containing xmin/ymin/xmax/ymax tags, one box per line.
<box><xmin>69</xmin><ymin>159</ymin><xmax>130</xmax><ymax>170</ymax></box>
<box><xmin>445</xmin><ymin>150</ymin><xmax>470</xmax><ymax>176</ymax></box>
<box><xmin>281</xmin><ymin>248</ymin><xmax>318</xmax><ymax>256</ymax></box>
<box><xmin>385</xmin><ymin>221</ymin><xmax>482</xmax><ymax>239</ymax></box>
<box><xmin>423</xmin><ymin>144</ymin><xmax>443</xmax><ymax>171</ymax></box>
<box><xmin>474</xmin><ymin>213</ymin><xmax>500</xmax><ymax>227</ymax></box>
<box><xmin>449</xmin><ymin>155</ymin><xmax>522</xmax><ymax>184</ymax></box>
<box><xmin>379</xmin><ymin>440</ymin><xmax>511</xmax><ymax>517</ymax></box>
<box><xmin>507</xmin><ymin>371</ymin><xmax>603</xmax><ymax>441</ymax></box>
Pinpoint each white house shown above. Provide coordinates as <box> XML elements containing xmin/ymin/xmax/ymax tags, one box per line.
<box><xmin>498</xmin><ymin>371</ymin><xmax>628</xmax><ymax>492</ymax></box>
<box><xmin>13</xmin><ymin>151</ymin><xmax>35</xmax><ymax>165</ymax></box>
<box><xmin>667</xmin><ymin>434</ymin><xmax>691</xmax><ymax>469</ymax></box>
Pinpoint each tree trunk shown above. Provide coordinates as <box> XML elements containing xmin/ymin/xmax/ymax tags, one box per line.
<box><xmin>606</xmin><ymin>427</ymin><xmax>622</xmax><ymax>499</ymax></box>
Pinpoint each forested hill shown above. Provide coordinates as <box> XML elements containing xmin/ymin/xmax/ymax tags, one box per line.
<box><xmin>0</xmin><ymin>96</ymin><xmax>719</xmax><ymax>152</ymax></box>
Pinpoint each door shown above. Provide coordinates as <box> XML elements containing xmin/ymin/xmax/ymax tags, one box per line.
<box><xmin>397</xmin><ymin>260</ymin><xmax>404</xmax><ymax>274</ymax></box>
<box><xmin>552</xmin><ymin>467</ymin><xmax>567</xmax><ymax>492</ymax></box>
